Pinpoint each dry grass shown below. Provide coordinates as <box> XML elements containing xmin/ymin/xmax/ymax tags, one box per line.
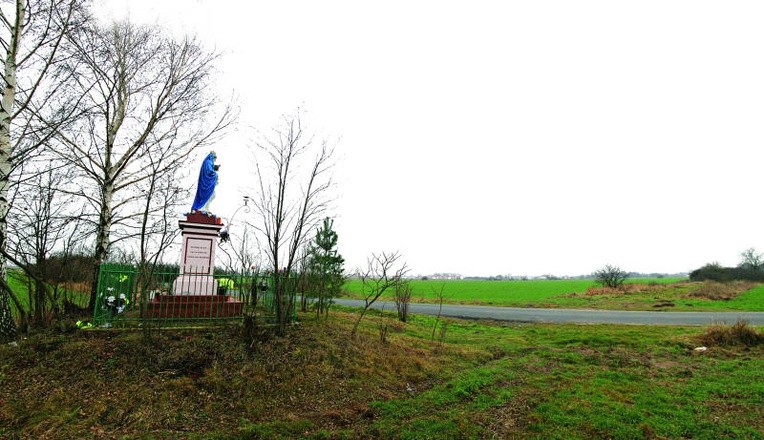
<box><xmin>700</xmin><ymin>320</ymin><xmax>764</xmax><ymax>347</ymax></box>
<box><xmin>583</xmin><ymin>283</ymin><xmax>664</xmax><ymax>296</ymax></box>
<box><xmin>0</xmin><ymin>311</ymin><xmax>468</xmax><ymax>439</ymax></box>
<box><xmin>687</xmin><ymin>281</ymin><xmax>756</xmax><ymax>301</ymax></box>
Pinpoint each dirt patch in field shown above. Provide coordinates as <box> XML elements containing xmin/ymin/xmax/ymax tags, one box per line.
<box><xmin>484</xmin><ymin>388</ymin><xmax>542</xmax><ymax>437</ymax></box>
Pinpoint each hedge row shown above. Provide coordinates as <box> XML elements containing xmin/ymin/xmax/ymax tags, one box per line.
<box><xmin>689</xmin><ymin>265</ymin><xmax>764</xmax><ymax>282</ymax></box>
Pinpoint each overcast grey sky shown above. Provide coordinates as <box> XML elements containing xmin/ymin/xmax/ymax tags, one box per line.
<box><xmin>97</xmin><ymin>0</ymin><xmax>764</xmax><ymax>277</ymax></box>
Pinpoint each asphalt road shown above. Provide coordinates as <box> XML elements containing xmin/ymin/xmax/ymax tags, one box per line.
<box><xmin>333</xmin><ymin>298</ymin><xmax>764</xmax><ymax>325</ymax></box>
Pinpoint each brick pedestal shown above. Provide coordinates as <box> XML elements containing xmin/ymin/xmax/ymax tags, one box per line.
<box><xmin>142</xmin><ymin>294</ymin><xmax>244</xmax><ymax>319</ymax></box>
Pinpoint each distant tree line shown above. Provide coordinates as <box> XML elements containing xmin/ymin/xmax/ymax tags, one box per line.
<box><xmin>690</xmin><ymin>248</ymin><xmax>764</xmax><ymax>282</ymax></box>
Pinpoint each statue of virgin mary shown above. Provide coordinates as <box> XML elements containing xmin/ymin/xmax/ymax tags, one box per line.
<box><xmin>191</xmin><ymin>152</ymin><xmax>219</xmax><ymax>213</ymax></box>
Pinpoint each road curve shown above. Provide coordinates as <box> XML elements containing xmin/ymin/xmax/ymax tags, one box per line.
<box><xmin>333</xmin><ymin>298</ymin><xmax>764</xmax><ymax>326</ymax></box>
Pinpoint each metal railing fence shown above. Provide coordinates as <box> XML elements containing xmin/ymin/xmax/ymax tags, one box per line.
<box><xmin>93</xmin><ymin>264</ymin><xmax>296</xmax><ymax>327</ymax></box>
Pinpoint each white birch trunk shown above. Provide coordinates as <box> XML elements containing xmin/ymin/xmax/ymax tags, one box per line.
<box><xmin>0</xmin><ymin>118</ymin><xmax>15</xmax><ymax>338</ymax></box>
<box><xmin>0</xmin><ymin>0</ymin><xmax>24</xmax><ymax>340</ymax></box>
<box><xmin>88</xmin><ymin>179</ymin><xmax>113</xmax><ymax>310</ymax></box>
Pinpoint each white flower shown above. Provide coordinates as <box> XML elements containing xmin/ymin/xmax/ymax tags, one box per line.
<box><xmin>119</xmin><ymin>293</ymin><xmax>126</xmax><ymax>300</ymax></box>
<box><xmin>107</xmin><ymin>287</ymin><xmax>114</xmax><ymax>292</ymax></box>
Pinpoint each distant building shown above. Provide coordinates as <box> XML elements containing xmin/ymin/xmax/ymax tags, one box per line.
<box><xmin>424</xmin><ymin>273</ymin><xmax>462</xmax><ymax>280</ymax></box>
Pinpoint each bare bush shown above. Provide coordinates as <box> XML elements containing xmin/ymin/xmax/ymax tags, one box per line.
<box><xmin>700</xmin><ymin>320</ymin><xmax>764</xmax><ymax>347</ymax></box>
<box><xmin>688</xmin><ymin>281</ymin><xmax>755</xmax><ymax>301</ymax></box>
<box><xmin>394</xmin><ymin>280</ymin><xmax>412</xmax><ymax>322</ymax></box>
<box><xmin>430</xmin><ymin>283</ymin><xmax>448</xmax><ymax>341</ymax></box>
<box><xmin>437</xmin><ymin>320</ymin><xmax>449</xmax><ymax>347</ymax></box>
<box><xmin>376</xmin><ymin>318</ymin><xmax>390</xmax><ymax>344</ymax></box>
<box><xmin>594</xmin><ymin>264</ymin><xmax>628</xmax><ymax>289</ymax></box>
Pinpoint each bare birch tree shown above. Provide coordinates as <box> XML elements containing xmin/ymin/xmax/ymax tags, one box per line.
<box><xmin>55</xmin><ymin>20</ymin><xmax>234</xmax><ymax>310</ymax></box>
<box><xmin>250</xmin><ymin>111</ymin><xmax>334</xmax><ymax>334</ymax></box>
<box><xmin>0</xmin><ymin>0</ymin><xmax>87</xmax><ymax>340</ymax></box>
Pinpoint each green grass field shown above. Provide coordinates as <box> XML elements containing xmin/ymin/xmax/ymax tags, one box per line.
<box><xmin>341</xmin><ymin>277</ymin><xmax>764</xmax><ymax>311</ymax></box>
<box><xmin>558</xmin><ymin>282</ymin><xmax>764</xmax><ymax>312</ymax></box>
<box><xmin>367</xmin><ymin>314</ymin><xmax>764</xmax><ymax>439</ymax></box>
<box><xmin>6</xmin><ymin>272</ymin><xmax>34</xmax><ymax>318</ymax></box>
<box><xmin>343</xmin><ymin>278</ymin><xmax>597</xmax><ymax>304</ymax></box>
<box><xmin>2</xmin><ymin>310</ymin><xmax>763</xmax><ymax>438</ymax></box>
<box><xmin>6</xmin><ymin>271</ymin><xmax>90</xmax><ymax>319</ymax></box>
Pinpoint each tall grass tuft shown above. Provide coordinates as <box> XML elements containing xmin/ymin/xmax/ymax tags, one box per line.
<box><xmin>700</xmin><ymin>320</ymin><xmax>764</xmax><ymax>347</ymax></box>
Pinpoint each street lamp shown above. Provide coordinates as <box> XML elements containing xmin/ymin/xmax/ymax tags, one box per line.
<box><xmin>219</xmin><ymin>195</ymin><xmax>250</xmax><ymax>243</ymax></box>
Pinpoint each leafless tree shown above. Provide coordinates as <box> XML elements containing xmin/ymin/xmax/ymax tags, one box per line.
<box><xmin>249</xmin><ymin>110</ymin><xmax>335</xmax><ymax>334</ymax></box>
<box><xmin>739</xmin><ymin>248</ymin><xmax>764</xmax><ymax>271</ymax></box>
<box><xmin>594</xmin><ymin>264</ymin><xmax>628</xmax><ymax>289</ymax></box>
<box><xmin>296</xmin><ymin>243</ymin><xmax>312</xmax><ymax>313</ymax></box>
<box><xmin>5</xmin><ymin>166</ymin><xmax>80</xmax><ymax>326</ymax></box>
<box><xmin>132</xmin><ymin>143</ymin><xmax>191</xmax><ymax>296</ymax></box>
<box><xmin>44</xmin><ymin>215</ymin><xmax>90</xmax><ymax>312</ymax></box>
<box><xmin>0</xmin><ymin>0</ymin><xmax>88</xmax><ymax>340</ymax></box>
<box><xmin>219</xmin><ymin>223</ymin><xmax>261</xmax><ymax>274</ymax></box>
<box><xmin>352</xmin><ymin>251</ymin><xmax>408</xmax><ymax>336</ymax></box>
<box><xmin>394</xmin><ymin>279</ymin><xmax>412</xmax><ymax>322</ymax></box>
<box><xmin>54</xmin><ymin>20</ymin><xmax>235</xmax><ymax>310</ymax></box>
<box><xmin>430</xmin><ymin>282</ymin><xmax>447</xmax><ymax>341</ymax></box>
<box><xmin>375</xmin><ymin>303</ymin><xmax>391</xmax><ymax>343</ymax></box>
<box><xmin>121</xmin><ymin>166</ymin><xmax>184</xmax><ymax>302</ymax></box>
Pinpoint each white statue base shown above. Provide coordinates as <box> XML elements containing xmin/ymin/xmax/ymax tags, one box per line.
<box><xmin>171</xmin><ymin>213</ymin><xmax>223</xmax><ymax>295</ymax></box>
<box><xmin>171</xmin><ymin>274</ymin><xmax>218</xmax><ymax>296</ymax></box>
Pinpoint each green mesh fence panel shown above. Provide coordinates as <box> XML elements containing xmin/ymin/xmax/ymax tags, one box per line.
<box><xmin>92</xmin><ymin>264</ymin><xmax>296</xmax><ymax>327</ymax></box>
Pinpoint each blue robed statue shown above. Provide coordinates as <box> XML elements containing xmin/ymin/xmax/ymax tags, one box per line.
<box><xmin>191</xmin><ymin>152</ymin><xmax>219</xmax><ymax>213</ymax></box>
